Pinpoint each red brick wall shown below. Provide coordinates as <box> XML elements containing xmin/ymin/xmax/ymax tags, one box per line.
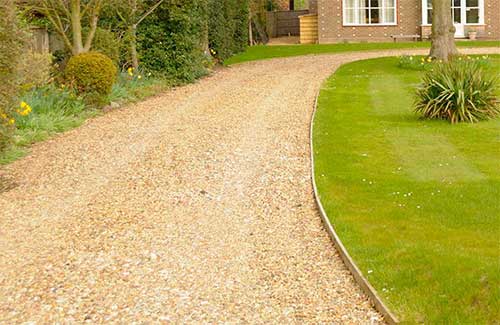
<box><xmin>483</xmin><ymin>0</ymin><xmax>500</xmax><ymax>39</ymax></box>
<box><xmin>316</xmin><ymin>0</ymin><xmax>500</xmax><ymax>43</ymax></box>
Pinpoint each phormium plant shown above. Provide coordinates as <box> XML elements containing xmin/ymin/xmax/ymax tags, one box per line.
<box><xmin>415</xmin><ymin>58</ymin><xmax>499</xmax><ymax>123</ymax></box>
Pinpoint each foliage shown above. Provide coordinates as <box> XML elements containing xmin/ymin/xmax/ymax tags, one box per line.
<box><xmin>137</xmin><ymin>0</ymin><xmax>207</xmax><ymax>81</ymax></box>
<box><xmin>1</xmin><ymin>85</ymin><xmax>94</xmax><ymax>164</ymax></box>
<box><xmin>415</xmin><ymin>58</ymin><xmax>499</xmax><ymax>123</ymax></box>
<box><xmin>65</xmin><ymin>52</ymin><xmax>117</xmax><ymax>106</ymax></box>
<box><xmin>18</xmin><ymin>51</ymin><xmax>53</xmax><ymax>89</ymax></box>
<box><xmin>108</xmin><ymin>69</ymin><xmax>171</xmax><ymax>104</ymax></box>
<box><xmin>91</xmin><ymin>27</ymin><xmax>122</xmax><ymax>64</ymax></box>
<box><xmin>208</xmin><ymin>0</ymin><xmax>249</xmax><ymax>61</ymax></box>
<box><xmin>398</xmin><ymin>55</ymin><xmax>437</xmax><ymax>71</ymax></box>
<box><xmin>0</xmin><ymin>0</ymin><xmax>25</xmax><ymax>153</ymax></box>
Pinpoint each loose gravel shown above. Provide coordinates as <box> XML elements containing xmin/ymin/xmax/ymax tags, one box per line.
<box><xmin>1</xmin><ymin>48</ymin><xmax>498</xmax><ymax>324</ymax></box>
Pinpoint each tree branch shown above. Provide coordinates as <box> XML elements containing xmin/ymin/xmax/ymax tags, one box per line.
<box><xmin>135</xmin><ymin>0</ymin><xmax>163</xmax><ymax>27</ymax></box>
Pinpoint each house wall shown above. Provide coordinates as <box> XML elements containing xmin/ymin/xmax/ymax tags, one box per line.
<box><xmin>309</xmin><ymin>0</ymin><xmax>318</xmax><ymax>13</ymax></box>
<box><xmin>470</xmin><ymin>0</ymin><xmax>499</xmax><ymax>39</ymax></box>
<box><xmin>317</xmin><ymin>0</ymin><xmax>500</xmax><ymax>43</ymax></box>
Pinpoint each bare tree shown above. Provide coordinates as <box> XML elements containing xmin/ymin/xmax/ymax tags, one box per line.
<box><xmin>429</xmin><ymin>0</ymin><xmax>458</xmax><ymax>61</ymax></box>
<box><xmin>36</xmin><ymin>0</ymin><xmax>103</xmax><ymax>55</ymax></box>
<box><xmin>114</xmin><ymin>0</ymin><xmax>164</xmax><ymax>69</ymax></box>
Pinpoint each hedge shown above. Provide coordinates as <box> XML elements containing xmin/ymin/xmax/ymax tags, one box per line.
<box><xmin>208</xmin><ymin>0</ymin><xmax>249</xmax><ymax>61</ymax></box>
<box><xmin>0</xmin><ymin>0</ymin><xmax>25</xmax><ymax>153</ymax></box>
<box><xmin>138</xmin><ymin>0</ymin><xmax>249</xmax><ymax>79</ymax></box>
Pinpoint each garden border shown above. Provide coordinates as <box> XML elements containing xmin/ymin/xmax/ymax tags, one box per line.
<box><xmin>309</xmin><ymin>91</ymin><xmax>400</xmax><ymax>324</ymax></box>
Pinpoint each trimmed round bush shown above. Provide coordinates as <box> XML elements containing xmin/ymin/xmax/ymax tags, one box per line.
<box><xmin>415</xmin><ymin>59</ymin><xmax>499</xmax><ymax>123</ymax></box>
<box><xmin>65</xmin><ymin>52</ymin><xmax>117</xmax><ymax>104</ymax></box>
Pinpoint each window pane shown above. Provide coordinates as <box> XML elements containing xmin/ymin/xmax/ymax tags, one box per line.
<box><xmin>370</xmin><ymin>0</ymin><xmax>381</xmax><ymax>7</ymax></box>
<box><xmin>453</xmin><ymin>0</ymin><xmax>460</xmax><ymax>7</ymax></box>
<box><xmin>466</xmin><ymin>0</ymin><xmax>478</xmax><ymax>6</ymax></box>
<box><xmin>344</xmin><ymin>0</ymin><xmax>355</xmax><ymax>8</ymax></box>
<box><xmin>384</xmin><ymin>8</ymin><xmax>395</xmax><ymax>23</ymax></box>
<box><xmin>453</xmin><ymin>8</ymin><xmax>461</xmax><ymax>23</ymax></box>
<box><xmin>370</xmin><ymin>8</ymin><xmax>380</xmax><ymax>23</ymax></box>
<box><xmin>466</xmin><ymin>9</ymin><xmax>480</xmax><ymax>23</ymax></box>
<box><xmin>384</xmin><ymin>0</ymin><xmax>395</xmax><ymax>7</ymax></box>
<box><xmin>345</xmin><ymin>8</ymin><xmax>356</xmax><ymax>23</ymax></box>
<box><xmin>360</xmin><ymin>8</ymin><xmax>369</xmax><ymax>23</ymax></box>
<box><xmin>427</xmin><ymin>9</ymin><xmax>433</xmax><ymax>23</ymax></box>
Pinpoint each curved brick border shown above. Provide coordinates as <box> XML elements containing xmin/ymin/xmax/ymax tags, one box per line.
<box><xmin>309</xmin><ymin>93</ymin><xmax>400</xmax><ymax>324</ymax></box>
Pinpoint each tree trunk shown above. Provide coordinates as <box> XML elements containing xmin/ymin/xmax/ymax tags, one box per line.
<box><xmin>70</xmin><ymin>0</ymin><xmax>84</xmax><ymax>54</ymax></box>
<box><xmin>130</xmin><ymin>25</ymin><xmax>139</xmax><ymax>69</ymax></box>
<box><xmin>248</xmin><ymin>15</ymin><xmax>254</xmax><ymax>46</ymax></box>
<box><xmin>430</xmin><ymin>0</ymin><xmax>458</xmax><ymax>61</ymax></box>
<box><xmin>201</xmin><ymin>7</ymin><xmax>210</xmax><ymax>56</ymax></box>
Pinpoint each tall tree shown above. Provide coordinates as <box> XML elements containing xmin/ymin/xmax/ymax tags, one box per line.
<box><xmin>35</xmin><ymin>0</ymin><xmax>103</xmax><ymax>55</ymax></box>
<box><xmin>429</xmin><ymin>0</ymin><xmax>458</xmax><ymax>61</ymax></box>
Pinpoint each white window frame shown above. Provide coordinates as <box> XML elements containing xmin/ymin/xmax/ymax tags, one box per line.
<box><xmin>421</xmin><ymin>0</ymin><xmax>484</xmax><ymax>26</ymax></box>
<box><xmin>343</xmin><ymin>0</ymin><xmax>398</xmax><ymax>26</ymax></box>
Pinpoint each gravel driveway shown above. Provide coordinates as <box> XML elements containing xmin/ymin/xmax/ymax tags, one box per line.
<box><xmin>1</xmin><ymin>48</ymin><xmax>498</xmax><ymax>323</ymax></box>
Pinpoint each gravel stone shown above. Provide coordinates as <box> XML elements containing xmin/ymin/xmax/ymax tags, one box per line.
<box><xmin>1</xmin><ymin>48</ymin><xmax>498</xmax><ymax>323</ymax></box>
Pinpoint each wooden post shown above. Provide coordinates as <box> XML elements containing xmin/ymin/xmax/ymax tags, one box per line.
<box><xmin>289</xmin><ymin>0</ymin><xmax>294</xmax><ymax>10</ymax></box>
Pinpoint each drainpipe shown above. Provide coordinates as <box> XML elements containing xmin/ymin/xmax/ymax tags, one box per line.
<box><xmin>289</xmin><ymin>0</ymin><xmax>294</xmax><ymax>10</ymax></box>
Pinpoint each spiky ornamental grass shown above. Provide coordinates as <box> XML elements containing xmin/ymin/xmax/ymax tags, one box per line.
<box><xmin>415</xmin><ymin>59</ymin><xmax>499</xmax><ymax>123</ymax></box>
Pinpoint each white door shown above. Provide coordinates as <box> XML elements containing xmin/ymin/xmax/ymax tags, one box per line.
<box><xmin>452</xmin><ymin>0</ymin><xmax>465</xmax><ymax>37</ymax></box>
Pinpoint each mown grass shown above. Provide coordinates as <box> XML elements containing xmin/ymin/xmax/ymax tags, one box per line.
<box><xmin>0</xmin><ymin>75</ymin><xmax>171</xmax><ymax>165</ymax></box>
<box><xmin>313</xmin><ymin>56</ymin><xmax>500</xmax><ymax>323</ymax></box>
<box><xmin>225</xmin><ymin>40</ymin><xmax>500</xmax><ymax>65</ymax></box>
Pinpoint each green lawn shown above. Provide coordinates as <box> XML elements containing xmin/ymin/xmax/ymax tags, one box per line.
<box><xmin>313</xmin><ymin>57</ymin><xmax>500</xmax><ymax>323</ymax></box>
<box><xmin>225</xmin><ymin>40</ymin><xmax>500</xmax><ymax>65</ymax></box>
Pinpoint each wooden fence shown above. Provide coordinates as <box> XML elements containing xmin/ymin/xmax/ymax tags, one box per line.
<box><xmin>28</xmin><ymin>27</ymin><xmax>64</xmax><ymax>54</ymax></box>
<box><xmin>266</xmin><ymin>10</ymin><xmax>309</xmax><ymax>38</ymax></box>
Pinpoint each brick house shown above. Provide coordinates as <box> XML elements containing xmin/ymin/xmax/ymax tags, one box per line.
<box><xmin>304</xmin><ymin>0</ymin><xmax>500</xmax><ymax>43</ymax></box>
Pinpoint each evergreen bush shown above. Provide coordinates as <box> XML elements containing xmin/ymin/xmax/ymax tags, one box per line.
<box><xmin>65</xmin><ymin>52</ymin><xmax>117</xmax><ymax>106</ymax></box>
<box><xmin>0</xmin><ymin>0</ymin><xmax>25</xmax><ymax>153</ymax></box>
<box><xmin>137</xmin><ymin>0</ymin><xmax>207</xmax><ymax>81</ymax></box>
<box><xmin>208</xmin><ymin>0</ymin><xmax>249</xmax><ymax>61</ymax></box>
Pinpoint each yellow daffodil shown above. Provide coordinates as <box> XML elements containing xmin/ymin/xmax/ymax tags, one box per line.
<box><xmin>18</xmin><ymin>102</ymin><xmax>32</xmax><ymax>116</ymax></box>
<box><xmin>427</xmin><ymin>57</ymin><xmax>432</xmax><ymax>63</ymax></box>
<box><xmin>138</xmin><ymin>75</ymin><xmax>142</xmax><ymax>80</ymax></box>
<box><xmin>0</xmin><ymin>113</ymin><xmax>7</xmax><ymax>120</ymax></box>
<box><xmin>8</xmin><ymin>118</ymin><xmax>15</xmax><ymax>125</ymax></box>
<box><xmin>127</xmin><ymin>67</ymin><xmax>134</xmax><ymax>76</ymax></box>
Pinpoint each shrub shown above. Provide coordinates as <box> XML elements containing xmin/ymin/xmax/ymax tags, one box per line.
<box><xmin>208</xmin><ymin>0</ymin><xmax>249</xmax><ymax>61</ymax></box>
<box><xmin>18</xmin><ymin>51</ymin><xmax>53</xmax><ymax>90</ymax></box>
<box><xmin>137</xmin><ymin>0</ymin><xmax>207</xmax><ymax>81</ymax></box>
<box><xmin>0</xmin><ymin>0</ymin><xmax>25</xmax><ymax>153</ymax></box>
<box><xmin>65</xmin><ymin>52</ymin><xmax>117</xmax><ymax>106</ymax></box>
<box><xmin>415</xmin><ymin>59</ymin><xmax>499</xmax><ymax>123</ymax></box>
<box><xmin>91</xmin><ymin>28</ymin><xmax>122</xmax><ymax>65</ymax></box>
